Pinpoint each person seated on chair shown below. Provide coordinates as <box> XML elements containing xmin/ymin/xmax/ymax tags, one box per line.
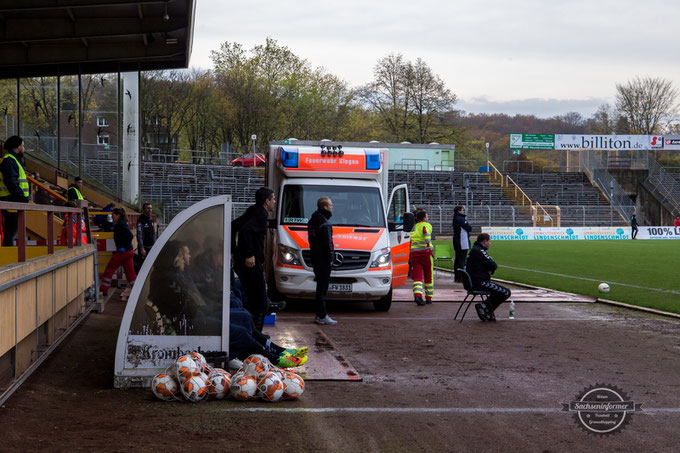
<box><xmin>465</xmin><ymin>233</ymin><xmax>510</xmax><ymax>322</ymax></box>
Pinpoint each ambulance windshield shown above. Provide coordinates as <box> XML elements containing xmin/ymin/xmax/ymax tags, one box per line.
<box><xmin>281</xmin><ymin>184</ymin><xmax>385</xmax><ymax>227</ymax></box>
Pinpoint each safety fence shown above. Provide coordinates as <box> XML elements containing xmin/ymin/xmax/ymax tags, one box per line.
<box><xmin>645</xmin><ymin>158</ymin><xmax>680</xmax><ymax>216</ymax></box>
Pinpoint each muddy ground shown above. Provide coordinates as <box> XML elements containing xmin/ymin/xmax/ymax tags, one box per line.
<box><xmin>1</xmin><ymin>284</ymin><xmax>679</xmax><ymax>452</ymax></box>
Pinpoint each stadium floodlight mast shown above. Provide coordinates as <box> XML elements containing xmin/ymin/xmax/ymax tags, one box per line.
<box><xmin>485</xmin><ymin>142</ymin><xmax>490</xmax><ymax>172</ymax></box>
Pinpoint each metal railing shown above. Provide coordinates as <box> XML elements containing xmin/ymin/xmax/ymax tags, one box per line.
<box><xmin>415</xmin><ymin>204</ymin><xmax>624</xmax><ymax>234</ymax></box>
<box><xmin>504</xmin><ymin>175</ymin><xmax>533</xmax><ymax>206</ymax></box>
<box><xmin>540</xmin><ymin>183</ymin><xmax>585</xmax><ymax>197</ymax></box>
<box><xmin>503</xmin><ymin>160</ymin><xmax>534</xmax><ymax>173</ymax></box>
<box><xmin>0</xmin><ymin>201</ymin><xmax>91</xmax><ymax>263</ymax></box>
<box><xmin>394</xmin><ymin>158</ymin><xmax>429</xmax><ymax>171</ymax></box>
<box><xmin>541</xmin><ymin>165</ymin><xmax>583</xmax><ymax>173</ymax></box>
<box><xmin>580</xmin><ymin>150</ymin><xmax>633</xmax><ymax>223</ymax></box>
<box><xmin>645</xmin><ymin>158</ymin><xmax>680</xmax><ymax>216</ymax></box>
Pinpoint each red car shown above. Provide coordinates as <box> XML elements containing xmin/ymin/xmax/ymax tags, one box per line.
<box><xmin>232</xmin><ymin>153</ymin><xmax>266</xmax><ymax>167</ymax></box>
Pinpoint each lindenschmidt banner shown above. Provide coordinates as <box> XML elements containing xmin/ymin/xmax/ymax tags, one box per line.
<box><xmin>482</xmin><ymin>226</ymin><xmax>680</xmax><ymax>240</ymax></box>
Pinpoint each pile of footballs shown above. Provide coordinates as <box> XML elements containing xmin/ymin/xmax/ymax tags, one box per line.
<box><xmin>151</xmin><ymin>351</ymin><xmax>305</xmax><ymax>403</ymax></box>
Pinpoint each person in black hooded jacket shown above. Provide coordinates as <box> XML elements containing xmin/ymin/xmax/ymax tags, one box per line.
<box><xmin>231</xmin><ymin>187</ymin><xmax>275</xmax><ymax>331</ymax></box>
<box><xmin>465</xmin><ymin>233</ymin><xmax>510</xmax><ymax>322</ymax></box>
<box><xmin>452</xmin><ymin>205</ymin><xmax>472</xmax><ymax>282</ymax></box>
<box><xmin>307</xmin><ymin>196</ymin><xmax>337</xmax><ymax>325</ymax></box>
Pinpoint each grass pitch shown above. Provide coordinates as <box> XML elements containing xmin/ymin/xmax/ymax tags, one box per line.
<box><xmin>434</xmin><ymin>239</ymin><xmax>680</xmax><ymax>314</ymax></box>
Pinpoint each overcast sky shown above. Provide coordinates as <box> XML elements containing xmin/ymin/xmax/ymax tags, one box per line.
<box><xmin>191</xmin><ymin>0</ymin><xmax>680</xmax><ymax>118</ymax></box>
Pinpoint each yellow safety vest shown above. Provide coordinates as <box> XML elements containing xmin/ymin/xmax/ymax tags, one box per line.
<box><xmin>0</xmin><ymin>153</ymin><xmax>29</xmax><ymax>199</ymax></box>
<box><xmin>411</xmin><ymin>221</ymin><xmax>432</xmax><ymax>251</ymax></box>
<box><xmin>69</xmin><ymin>186</ymin><xmax>84</xmax><ymax>200</ymax></box>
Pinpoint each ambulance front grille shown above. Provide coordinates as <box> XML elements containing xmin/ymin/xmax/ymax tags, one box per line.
<box><xmin>301</xmin><ymin>250</ymin><xmax>371</xmax><ymax>271</ymax></box>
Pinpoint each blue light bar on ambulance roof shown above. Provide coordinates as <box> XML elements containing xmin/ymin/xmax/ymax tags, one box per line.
<box><xmin>280</xmin><ymin>147</ymin><xmax>299</xmax><ymax>168</ymax></box>
<box><xmin>365</xmin><ymin>150</ymin><xmax>381</xmax><ymax>170</ymax></box>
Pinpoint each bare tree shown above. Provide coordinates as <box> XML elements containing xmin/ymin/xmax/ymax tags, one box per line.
<box><xmin>615</xmin><ymin>76</ymin><xmax>678</xmax><ymax>134</ymax></box>
<box><xmin>586</xmin><ymin>104</ymin><xmax>616</xmax><ymax>134</ymax></box>
<box><xmin>409</xmin><ymin>58</ymin><xmax>457</xmax><ymax>143</ymax></box>
<box><xmin>358</xmin><ymin>54</ymin><xmax>412</xmax><ymax>141</ymax></box>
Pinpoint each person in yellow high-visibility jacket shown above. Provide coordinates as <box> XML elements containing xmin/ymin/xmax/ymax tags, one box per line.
<box><xmin>0</xmin><ymin>136</ymin><xmax>30</xmax><ymax>246</ymax></box>
<box><xmin>410</xmin><ymin>209</ymin><xmax>434</xmax><ymax>305</ymax></box>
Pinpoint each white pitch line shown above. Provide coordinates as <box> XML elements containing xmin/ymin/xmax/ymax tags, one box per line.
<box><xmin>503</xmin><ymin>265</ymin><xmax>680</xmax><ymax>295</ymax></box>
<box><xmin>279</xmin><ymin>317</ymin><xmax>614</xmax><ymax>322</ymax></box>
<box><xmin>214</xmin><ymin>407</ymin><xmax>680</xmax><ymax>414</ymax></box>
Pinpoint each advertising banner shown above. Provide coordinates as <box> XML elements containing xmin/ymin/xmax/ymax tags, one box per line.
<box><xmin>482</xmin><ymin>226</ymin><xmax>680</xmax><ymax>240</ymax></box>
<box><xmin>509</xmin><ymin>134</ymin><xmax>680</xmax><ymax>151</ymax></box>
<box><xmin>664</xmin><ymin>135</ymin><xmax>680</xmax><ymax>150</ymax></box>
<box><xmin>555</xmin><ymin>135</ymin><xmax>651</xmax><ymax>151</ymax></box>
<box><xmin>509</xmin><ymin>133</ymin><xmax>555</xmax><ymax>150</ymax></box>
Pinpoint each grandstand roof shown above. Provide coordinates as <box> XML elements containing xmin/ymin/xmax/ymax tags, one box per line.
<box><xmin>0</xmin><ymin>0</ymin><xmax>196</xmax><ymax>79</ymax></box>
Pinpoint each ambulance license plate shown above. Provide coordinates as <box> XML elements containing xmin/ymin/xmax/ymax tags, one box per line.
<box><xmin>328</xmin><ymin>283</ymin><xmax>352</xmax><ymax>292</ymax></box>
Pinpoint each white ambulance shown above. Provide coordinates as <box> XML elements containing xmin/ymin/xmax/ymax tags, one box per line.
<box><xmin>265</xmin><ymin>140</ymin><xmax>415</xmax><ymax>311</ymax></box>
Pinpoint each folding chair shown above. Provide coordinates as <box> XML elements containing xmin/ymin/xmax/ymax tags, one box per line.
<box><xmin>433</xmin><ymin>243</ymin><xmax>454</xmax><ymax>269</ymax></box>
<box><xmin>454</xmin><ymin>268</ymin><xmax>490</xmax><ymax>323</ymax></box>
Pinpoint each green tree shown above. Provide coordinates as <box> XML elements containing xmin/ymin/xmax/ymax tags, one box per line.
<box><xmin>210</xmin><ymin>38</ymin><xmax>354</xmax><ymax>152</ymax></box>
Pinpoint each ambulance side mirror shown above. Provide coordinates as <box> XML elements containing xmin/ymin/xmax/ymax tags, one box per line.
<box><xmin>402</xmin><ymin>212</ymin><xmax>415</xmax><ymax>232</ymax></box>
<box><xmin>389</xmin><ymin>211</ymin><xmax>415</xmax><ymax>232</ymax></box>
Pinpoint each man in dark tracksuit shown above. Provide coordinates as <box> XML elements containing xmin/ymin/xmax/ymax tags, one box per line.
<box><xmin>466</xmin><ymin>233</ymin><xmax>511</xmax><ymax>322</ymax></box>
<box><xmin>0</xmin><ymin>136</ymin><xmax>29</xmax><ymax>246</ymax></box>
<box><xmin>307</xmin><ymin>196</ymin><xmax>337</xmax><ymax>325</ymax></box>
<box><xmin>232</xmin><ymin>187</ymin><xmax>275</xmax><ymax>331</ymax></box>
<box><xmin>631</xmin><ymin>210</ymin><xmax>639</xmax><ymax>240</ymax></box>
<box><xmin>452</xmin><ymin>205</ymin><xmax>472</xmax><ymax>283</ymax></box>
<box><xmin>136</xmin><ymin>202</ymin><xmax>157</xmax><ymax>270</ymax></box>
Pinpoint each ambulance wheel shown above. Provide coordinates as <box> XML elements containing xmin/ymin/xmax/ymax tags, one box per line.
<box><xmin>267</xmin><ymin>275</ymin><xmax>286</xmax><ymax>306</ymax></box>
<box><xmin>373</xmin><ymin>290</ymin><xmax>392</xmax><ymax>312</ymax></box>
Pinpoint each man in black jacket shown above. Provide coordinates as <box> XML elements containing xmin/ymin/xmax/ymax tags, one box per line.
<box><xmin>232</xmin><ymin>187</ymin><xmax>275</xmax><ymax>331</ymax></box>
<box><xmin>67</xmin><ymin>176</ymin><xmax>84</xmax><ymax>202</ymax></box>
<box><xmin>307</xmin><ymin>196</ymin><xmax>337</xmax><ymax>325</ymax></box>
<box><xmin>465</xmin><ymin>233</ymin><xmax>510</xmax><ymax>322</ymax></box>
<box><xmin>0</xmin><ymin>136</ymin><xmax>29</xmax><ymax>246</ymax></box>
<box><xmin>452</xmin><ymin>205</ymin><xmax>472</xmax><ymax>282</ymax></box>
<box><xmin>136</xmin><ymin>202</ymin><xmax>157</xmax><ymax>270</ymax></box>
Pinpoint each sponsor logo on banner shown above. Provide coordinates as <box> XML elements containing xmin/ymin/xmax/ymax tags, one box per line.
<box><xmin>533</xmin><ymin>227</ymin><xmax>580</xmax><ymax>240</ymax></box>
<box><xmin>555</xmin><ymin>135</ymin><xmax>649</xmax><ymax>151</ymax></box>
<box><xmin>643</xmin><ymin>226</ymin><xmax>680</xmax><ymax>239</ymax></box>
<box><xmin>582</xmin><ymin>227</ymin><xmax>629</xmax><ymax>240</ymax></box>
<box><xmin>484</xmin><ymin>227</ymin><xmax>530</xmax><ymax>240</ymax></box>
<box><xmin>649</xmin><ymin>135</ymin><xmax>664</xmax><ymax>148</ymax></box>
<box><xmin>664</xmin><ymin>136</ymin><xmax>680</xmax><ymax>150</ymax></box>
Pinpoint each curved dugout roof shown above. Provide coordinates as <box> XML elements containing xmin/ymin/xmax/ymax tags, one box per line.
<box><xmin>0</xmin><ymin>0</ymin><xmax>196</xmax><ymax>78</ymax></box>
<box><xmin>114</xmin><ymin>195</ymin><xmax>231</xmax><ymax>388</ymax></box>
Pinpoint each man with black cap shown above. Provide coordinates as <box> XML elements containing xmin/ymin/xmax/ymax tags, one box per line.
<box><xmin>68</xmin><ymin>176</ymin><xmax>84</xmax><ymax>202</ymax></box>
<box><xmin>0</xmin><ymin>136</ymin><xmax>29</xmax><ymax>246</ymax></box>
